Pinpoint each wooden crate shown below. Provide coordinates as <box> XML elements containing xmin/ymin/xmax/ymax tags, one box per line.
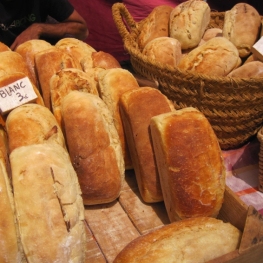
<box><xmin>84</xmin><ymin>170</ymin><xmax>263</xmax><ymax>263</ymax></box>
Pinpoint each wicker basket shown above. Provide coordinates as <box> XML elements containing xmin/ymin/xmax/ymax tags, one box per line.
<box><xmin>112</xmin><ymin>3</ymin><xmax>263</xmax><ymax>150</ymax></box>
<box><xmin>257</xmin><ymin>129</ymin><xmax>263</xmax><ymax>192</ymax></box>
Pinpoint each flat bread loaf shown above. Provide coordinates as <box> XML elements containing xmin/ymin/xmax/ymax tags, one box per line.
<box><xmin>113</xmin><ymin>217</ymin><xmax>242</xmax><ymax>263</ymax></box>
<box><xmin>150</xmin><ymin>108</ymin><xmax>225</xmax><ymax>221</ymax></box>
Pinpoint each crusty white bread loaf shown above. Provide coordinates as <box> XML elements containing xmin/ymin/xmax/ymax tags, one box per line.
<box><xmin>169</xmin><ymin>0</ymin><xmax>210</xmax><ymax>50</ymax></box>
<box><xmin>6</xmin><ymin>103</ymin><xmax>66</xmax><ymax>153</ymax></box>
<box><xmin>150</xmin><ymin>108</ymin><xmax>225</xmax><ymax>221</ymax></box>
<box><xmin>227</xmin><ymin>61</ymin><xmax>263</xmax><ymax>78</ymax></box>
<box><xmin>97</xmin><ymin>68</ymin><xmax>140</xmax><ymax>170</ymax></box>
<box><xmin>223</xmin><ymin>3</ymin><xmax>262</xmax><ymax>58</ymax></box>
<box><xmin>119</xmin><ymin>87</ymin><xmax>175</xmax><ymax>203</ymax></box>
<box><xmin>137</xmin><ymin>5</ymin><xmax>173</xmax><ymax>51</ymax></box>
<box><xmin>0</xmin><ymin>128</ymin><xmax>24</xmax><ymax>262</ymax></box>
<box><xmin>50</xmin><ymin>68</ymin><xmax>99</xmax><ymax>128</ymax></box>
<box><xmin>61</xmin><ymin>91</ymin><xmax>125</xmax><ymax>205</ymax></box>
<box><xmin>142</xmin><ymin>37</ymin><xmax>182</xmax><ymax>67</ymax></box>
<box><xmin>10</xmin><ymin>143</ymin><xmax>86</xmax><ymax>263</ymax></box>
<box><xmin>55</xmin><ymin>37</ymin><xmax>96</xmax><ymax>66</ymax></box>
<box><xmin>15</xmin><ymin>39</ymin><xmax>52</xmax><ymax>89</ymax></box>
<box><xmin>178</xmin><ymin>37</ymin><xmax>242</xmax><ymax>76</ymax></box>
<box><xmin>34</xmin><ymin>46</ymin><xmax>80</xmax><ymax>109</ymax></box>
<box><xmin>113</xmin><ymin>217</ymin><xmax>242</xmax><ymax>263</ymax></box>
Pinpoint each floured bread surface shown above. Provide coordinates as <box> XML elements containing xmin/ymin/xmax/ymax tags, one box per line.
<box><xmin>10</xmin><ymin>143</ymin><xmax>86</xmax><ymax>263</ymax></box>
<box><xmin>223</xmin><ymin>3</ymin><xmax>261</xmax><ymax>58</ymax></box>
<box><xmin>50</xmin><ymin>68</ymin><xmax>99</xmax><ymax>127</ymax></box>
<box><xmin>97</xmin><ymin>68</ymin><xmax>139</xmax><ymax>169</ymax></box>
<box><xmin>0</xmin><ymin>129</ymin><xmax>24</xmax><ymax>262</ymax></box>
<box><xmin>137</xmin><ymin>5</ymin><xmax>173</xmax><ymax>50</ymax></box>
<box><xmin>61</xmin><ymin>91</ymin><xmax>125</xmax><ymax>205</ymax></box>
<box><xmin>169</xmin><ymin>0</ymin><xmax>210</xmax><ymax>50</ymax></box>
<box><xmin>113</xmin><ymin>217</ymin><xmax>242</xmax><ymax>263</ymax></box>
<box><xmin>178</xmin><ymin>37</ymin><xmax>242</xmax><ymax>76</ymax></box>
<box><xmin>6</xmin><ymin>103</ymin><xmax>66</xmax><ymax>153</ymax></box>
<box><xmin>150</xmin><ymin>108</ymin><xmax>225</xmax><ymax>221</ymax></box>
<box><xmin>119</xmin><ymin>87</ymin><xmax>174</xmax><ymax>203</ymax></box>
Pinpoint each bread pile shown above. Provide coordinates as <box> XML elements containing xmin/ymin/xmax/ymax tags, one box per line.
<box><xmin>138</xmin><ymin>0</ymin><xmax>263</xmax><ymax>77</ymax></box>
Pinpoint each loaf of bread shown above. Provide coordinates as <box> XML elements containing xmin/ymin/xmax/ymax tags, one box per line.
<box><xmin>137</xmin><ymin>5</ymin><xmax>173</xmax><ymax>51</ymax></box>
<box><xmin>150</xmin><ymin>107</ymin><xmax>225</xmax><ymax>221</ymax></box>
<box><xmin>169</xmin><ymin>0</ymin><xmax>210</xmax><ymax>50</ymax></box>
<box><xmin>113</xmin><ymin>217</ymin><xmax>241</xmax><ymax>263</ymax></box>
<box><xmin>223</xmin><ymin>3</ymin><xmax>262</xmax><ymax>58</ymax></box>
<box><xmin>61</xmin><ymin>91</ymin><xmax>125</xmax><ymax>205</ymax></box>
<box><xmin>119</xmin><ymin>87</ymin><xmax>174</xmax><ymax>203</ymax></box>
<box><xmin>178</xmin><ymin>37</ymin><xmax>242</xmax><ymax>76</ymax></box>
<box><xmin>15</xmin><ymin>39</ymin><xmax>52</xmax><ymax>89</ymax></box>
<box><xmin>142</xmin><ymin>37</ymin><xmax>182</xmax><ymax>68</ymax></box>
<box><xmin>0</xmin><ymin>42</ymin><xmax>10</xmax><ymax>52</ymax></box>
<box><xmin>227</xmin><ymin>61</ymin><xmax>263</xmax><ymax>78</ymax></box>
<box><xmin>50</xmin><ymin>68</ymin><xmax>99</xmax><ymax>127</ymax></box>
<box><xmin>10</xmin><ymin>143</ymin><xmax>86</xmax><ymax>263</ymax></box>
<box><xmin>97</xmin><ymin>68</ymin><xmax>140</xmax><ymax>169</ymax></box>
<box><xmin>34</xmin><ymin>46</ymin><xmax>80</xmax><ymax>109</ymax></box>
<box><xmin>202</xmin><ymin>27</ymin><xmax>222</xmax><ymax>42</ymax></box>
<box><xmin>0</xmin><ymin>128</ymin><xmax>24</xmax><ymax>262</ymax></box>
<box><xmin>6</xmin><ymin>103</ymin><xmax>66</xmax><ymax>153</ymax></box>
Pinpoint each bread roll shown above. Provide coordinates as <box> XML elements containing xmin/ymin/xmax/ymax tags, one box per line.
<box><xmin>10</xmin><ymin>143</ymin><xmax>86</xmax><ymax>263</ymax></box>
<box><xmin>169</xmin><ymin>0</ymin><xmax>210</xmax><ymax>50</ymax></box>
<box><xmin>202</xmin><ymin>27</ymin><xmax>222</xmax><ymax>42</ymax></box>
<box><xmin>142</xmin><ymin>37</ymin><xmax>182</xmax><ymax>67</ymax></box>
<box><xmin>113</xmin><ymin>217</ymin><xmax>241</xmax><ymax>263</ymax></box>
<box><xmin>227</xmin><ymin>61</ymin><xmax>263</xmax><ymax>78</ymax></box>
<box><xmin>61</xmin><ymin>91</ymin><xmax>125</xmax><ymax>205</ymax></box>
<box><xmin>119</xmin><ymin>87</ymin><xmax>174</xmax><ymax>203</ymax></box>
<box><xmin>97</xmin><ymin>68</ymin><xmax>140</xmax><ymax>169</ymax></box>
<box><xmin>0</xmin><ymin>128</ymin><xmax>24</xmax><ymax>262</ymax></box>
<box><xmin>6</xmin><ymin>103</ymin><xmax>66</xmax><ymax>153</ymax></box>
<box><xmin>50</xmin><ymin>68</ymin><xmax>99</xmax><ymax>127</ymax></box>
<box><xmin>0</xmin><ymin>42</ymin><xmax>10</xmax><ymax>52</ymax></box>
<box><xmin>178</xmin><ymin>37</ymin><xmax>242</xmax><ymax>76</ymax></box>
<box><xmin>34</xmin><ymin>46</ymin><xmax>80</xmax><ymax>109</ymax></box>
<box><xmin>223</xmin><ymin>3</ymin><xmax>261</xmax><ymax>58</ymax></box>
<box><xmin>150</xmin><ymin>108</ymin><xmax>225</xmax><ymax>221</ymax></box>
<box><xmin>137</xmin><ymin>5</ymin><xmax>173</xmax><ymax>51</ymax></box>
<box><xmin>15</xmin><ymin>39</ymin><xmax>52</xmax><ymax>89</ymax></box>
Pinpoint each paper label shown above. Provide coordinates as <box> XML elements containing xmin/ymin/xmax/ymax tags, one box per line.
<box><xmin>0</xmin><ymin>77</ymin><xmax>38</xmax><ymax>115</ymax></box>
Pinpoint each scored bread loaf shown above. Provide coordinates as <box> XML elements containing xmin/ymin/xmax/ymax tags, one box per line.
<box><xmin>119</xmin><ymin>87</ymin><xmax>174</xmax><ymax>203</ymax></box>
<box><xmin>97</xmin><ymin>68</ymin><xmax>140</xmax><ymax>169</ymax></box>
<box><xmin>10</xmin><ymin>143</ymin><xmax>86</xmax><ymax>263</ymax></box>
<box><xmin>50</xmin><ymin>68</ymin><xmax>99</xmax><ymax>128</ymax></box>
<box><xmin>223</xmin><ymin>3</ymin><xmax>262</xmax><ymax>58</ymax></box>
<box><xmin>150</xmin><ymin>108</ymin><xmax>225</xmax><ymax>221</ymax></box>
<box><xmin>61</xmin><ymin>91</ymin><xmax>125</xmax><ymax>205</ymax></box>
<box><xmin>169</xmin><ymin>0</ymin><xmax>211</xmax><ymax>50</ymax></box>
<box><xmin>0</xmin><ymin>128</ymin><xmax>24</xmax><ymax>262</ymax></box>
<box><xmin>137</xmin><ymin>5</ymin><xmax>173</xmax><ymax>51</ymax></box>
<box><xmin>113</xmin><ymin>217</ymin><xmax>242</xmax><ymax>263</ymax></box>
<box><xmin>6</xmin><ymin>103</ymin><xmax>66</xmax><ymax>153</ymax></box>
<box><xmin>178</xmin><ymin>37</ymin><xmax>242</xmax><ymax>76</ymax></box>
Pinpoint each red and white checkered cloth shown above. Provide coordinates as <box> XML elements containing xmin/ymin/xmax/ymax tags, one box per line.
<box><xmin>222</xmin><ymin>137</ymin><xmax>263</xmax><ymax>215</ymax></box>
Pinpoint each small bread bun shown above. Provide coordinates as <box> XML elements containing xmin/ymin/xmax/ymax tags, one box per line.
<box><xmin>142</xmin><ymin>37</ymin><xmax>182</xmax><ymax>67</ymax></box>
<box><xmin>178</xmin><ymin>37</ymin><xmax>242</xmax><ymax>76</ymax></box>
<box><xmin>169</xmin><ymin>0</ymin><xmax>211</xmax><ymax>50</ymax></box>
<box><xmin>227</xmin><ymin>61</ymin><xmax>263</xmax><ymax>78</ymax></box>
<box><xmin>202</xmin><ymin>28</ymin><xmax>222</xmax><ymax>42</ymax></box>
<box><xmin>223</xmin><ymin>3</ymin><xmax>262</xmax><ymax>58</ymax></box>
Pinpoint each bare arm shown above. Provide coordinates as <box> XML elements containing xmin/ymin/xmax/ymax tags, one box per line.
<box><xmin>11</xmin><ymin>9</ymin><xmax>88</xmax><ymax>50</ymax></box>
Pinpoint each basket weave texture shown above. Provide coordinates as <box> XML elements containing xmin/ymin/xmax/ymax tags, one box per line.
<box><xmin>112</xmin><ymin>3</ymin><xmax>263</xmax><ymax>150</ymax></box>
<box><xmin>257</xmin><ymin>129</ymin><xmax>263</xmax><ymax>192</ymax></box>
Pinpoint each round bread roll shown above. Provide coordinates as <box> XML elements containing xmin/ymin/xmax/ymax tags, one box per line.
<box><xmin>114</xmin><ymin>217</ymin><xmax>242</xmax><ymax>263</ymax></box>
<box><xmin>178</xmin><ymin>37</ymin><xmax>242</xmax><ymax>76</ymax></box>
<box><xmin>227</xmin><ymin>61</ymin><xmax>263</xmax><ymax>78</ymax></box>
<box><xmin>142</xmin><ymin>37</ymin><xmax>182</xmax><ymax>67</ymax></box>
<box><xmin>223</xmin><ymin>3</ymin><xmax>262</xmax><ymax>58</ymax></box>
<box><xmin>202</xmin><ymin>28</ymin><xmax>222</xmax><ymax>42</ymax></box>
<box><xmin>169</xmin><ymin>0</ymin><xmax>211</xmax><ymax>50</ymax></box>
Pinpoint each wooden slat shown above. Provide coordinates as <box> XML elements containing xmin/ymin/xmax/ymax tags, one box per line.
<box><xmin>85</xmin><ymin>200</ymin><xmax>140</xmax><ymax>263</ymax></box>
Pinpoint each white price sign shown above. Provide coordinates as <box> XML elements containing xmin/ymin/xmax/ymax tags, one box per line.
<box><xmin>0</xmin><ymin>77</ymin><xmax>37</xmax><ymax>115</ymax></box>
